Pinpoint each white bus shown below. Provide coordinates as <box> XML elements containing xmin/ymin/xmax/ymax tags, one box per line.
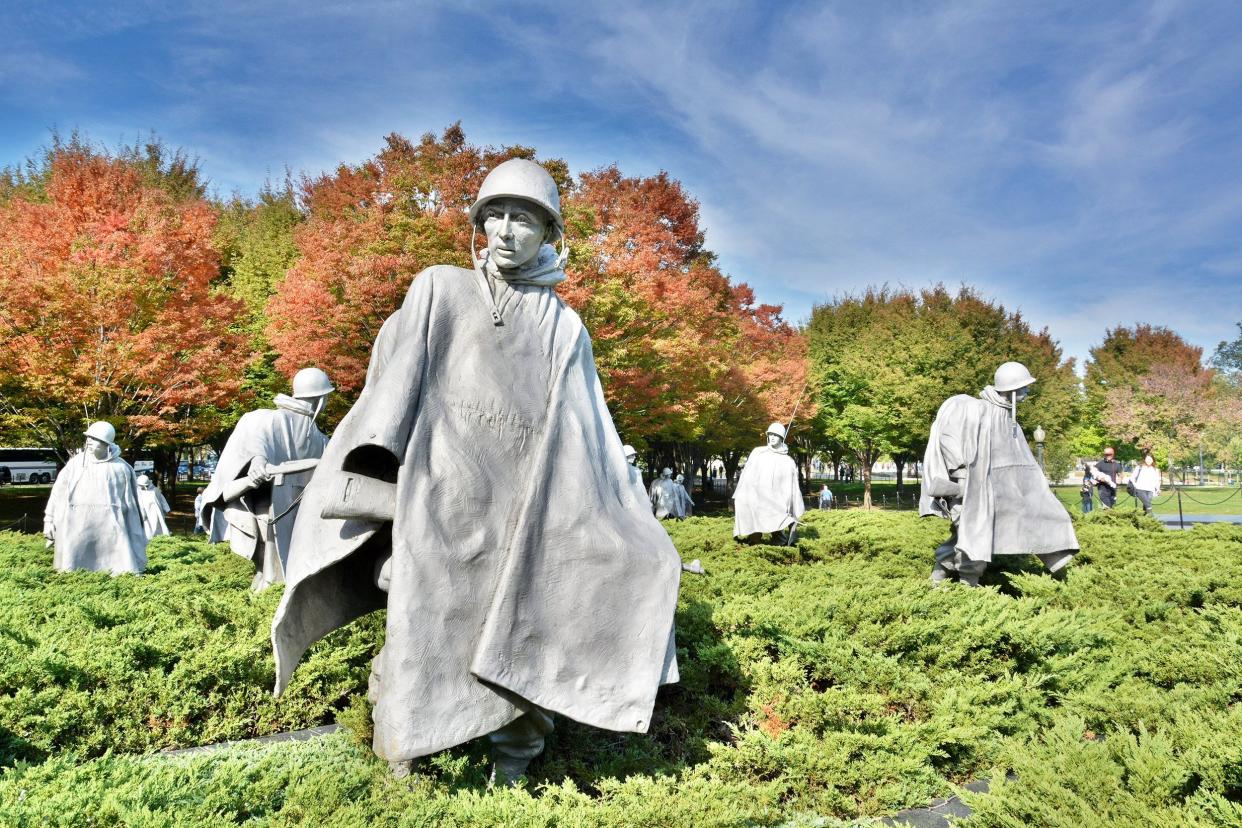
<box><xmin>0</xmin><ymin>448</ymin><xmax>61</xmax><ymax>484</ymax></box>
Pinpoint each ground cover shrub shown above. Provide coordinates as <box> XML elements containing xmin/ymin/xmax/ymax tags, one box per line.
<box><xmin>1</xmin><ymin>510</ymin><xmax>1240</xmax><ymax>824</ymax></box>
<box><xmin>0</xmin><ymin>532</ymin><xmax>382</xmax><ymax>762</ymax></box>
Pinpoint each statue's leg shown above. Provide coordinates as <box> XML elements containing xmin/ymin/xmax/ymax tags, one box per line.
<box><xmin>956</xmin><ymin>552</ymin><xmax>987</xmax><ymax>587</ymax></box>
<box><xmin>489</xmin><ymin>707</ymin><xmax>555</xmax><ymax>787</ymax></box>
<box><xmin>931</xmin><ymin>525</ymin><xmax>959</xmax><ymax>583</ymax></box>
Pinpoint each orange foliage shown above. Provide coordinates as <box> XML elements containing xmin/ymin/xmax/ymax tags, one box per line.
<box><xmin>264</xmin><ymin>126</ymin><xmax>808</xmax><ymax>451</ymax></box>
<box><xmin>0</xmin><ymin>145</ymin><xmax>249</xmax><ymax>450</ymax></box>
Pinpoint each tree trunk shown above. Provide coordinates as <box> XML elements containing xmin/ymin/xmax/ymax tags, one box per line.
<box><xmin>723</xmin><ymin>450</ymin><xmax>742</xmax><ymax>496</ymax></box>
<box><xmin>859</xmin><ymin>443</ymin><xmax>874</xmax><ymax>508</ymax></box>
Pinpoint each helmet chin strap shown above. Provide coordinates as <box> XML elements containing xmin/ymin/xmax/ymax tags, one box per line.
<box><xmin>1010</xmin><ymin>390</ymin><xmax>1018</xmax><ymax>437</ymax></box>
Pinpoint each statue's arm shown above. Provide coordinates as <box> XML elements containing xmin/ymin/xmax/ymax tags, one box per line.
<box><xmin>321</xmin><ymin>269</ymin><xmax>438</xmax><ymax>523</ymax></box>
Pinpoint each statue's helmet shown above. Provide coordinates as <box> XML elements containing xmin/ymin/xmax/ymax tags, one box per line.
<box><xmin>622</xmin><ymin>444</ymin><xmax>637</xmax><ymax>459</ymax></box>
<box><xmin>662</xmin><ymin>467</ymin><xmax>673</xmax><ymax>477</ymax></box>
<box><xmin>676</xmin><ymin>474</ymin><xmax>685</xmax><ymax>482</ymax></box>
<box><xmin>994</xmin><ymin>361</ymin><xmax>1036</xmax><ymax>393</ymax></box>
<box><xmin>292</xmin><ymin>367</ymin><xmax>335</xmax><ymax>399</ymax></box>
<box><xmin>83</xmin><ymin>421</ymin><xmax>116</xmax><ymax>446</ymax></box>
<box><xmin>468</xmin><ymin>158</ymin><xmax>564</xmax><ymax>236</ymax></box>
<box><xmin>766</xmin><ymin>421</ymin><xmax>787</xmax><ymax>440</ymax></box>
<box><xmin>137</xmin><ymin>474</ymin><xmax>151</xmax><ymax>487</ymax></box>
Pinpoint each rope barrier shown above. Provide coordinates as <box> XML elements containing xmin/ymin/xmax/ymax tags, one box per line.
<box><xmin>1172</xmin><ymin>487</ymin><xmax>1242</xmax><ymax>506</ymax></box>
<box><xmin>0</xmin><ymin>513</ymin><xmax>29</xmax><ymax>532</ymax></box>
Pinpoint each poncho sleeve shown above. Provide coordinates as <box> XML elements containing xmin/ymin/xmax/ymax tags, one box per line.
<box><xmin>272</xmin><ymin>267</ymin><xmax>439</xmax><ymax>695</ymax></box>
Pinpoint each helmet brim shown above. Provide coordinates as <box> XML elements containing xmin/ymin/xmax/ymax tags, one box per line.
<box><xmin>468</xmin><ymin>194</ymin><xmax>564</xmax><ymax>234</ymax></box>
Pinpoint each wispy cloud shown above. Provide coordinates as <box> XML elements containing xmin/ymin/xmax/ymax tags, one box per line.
<box><xmin>3</xmin><ymin>0</ymin><xmax>1241</xmax><ymax>366</ymax></box>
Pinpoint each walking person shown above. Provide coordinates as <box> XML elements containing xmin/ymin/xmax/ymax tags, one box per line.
<box><xmin>1130</xmin><ymin>453</ymin><xmax>1161</xmax><ymax>516</ymax></box>
<box><xmin>818</xmin><ymin>484</ymin><xmax>833</xmax><ymax>509</ymax></box>
<box><xmin>1095</xmin><ymin>447</ymin><xmax>1121</xmax><ymax>509</ymax></box>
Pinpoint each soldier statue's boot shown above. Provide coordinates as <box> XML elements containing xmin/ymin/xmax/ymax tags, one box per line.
<box><xmin>488</xmin><ymin>709</ymin><xmax>555</xmax><ymax>788</ymax></box>
<box><xmin>930</xmin><ymin>537</ymin><xmax>957</xmax><ymax>584</ymax></box>
<box><xmin>389</xmin><ymin>759</ymin><xmax>413</xmax><ymax>779</ymax></box>
<box><xmin>957</xmin><ymin>555</ymin><xmax>987</xmax><ymax>588</ymax></box>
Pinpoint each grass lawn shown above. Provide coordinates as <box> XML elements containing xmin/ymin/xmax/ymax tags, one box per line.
<box><xmin>1</xmin><ymin>512</ymin><xmax>1241</xmax><ymax>825</ymax></box>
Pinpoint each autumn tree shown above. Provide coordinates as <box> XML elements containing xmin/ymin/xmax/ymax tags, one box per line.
<box><xmin>264</xmin><ymin>125</ymin><xmax>556</xmax><ymax>411</ymax></box>
<box><xmin>266</xmin><ymin>125</ymin><xmax>808</xmax><ymax>489</ymax></box>
<box><xmin>1083</xmin><ymin>325</ymin><xmax>1206</xmax><ymax>461</ymax></box>
<box><xmin>0</xmin><ymin>137</ymin><xmax>251</xmax><ymax>481</ymax></box>
<box><xmin>1106</xmin><ymin>362</ymin><xmax>1221</xmax><ymax>474</ymax></box>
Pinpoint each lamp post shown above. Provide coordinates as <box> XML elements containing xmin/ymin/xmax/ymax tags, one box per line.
<box><xmin>1033</xmin><ymin>425</ymin><xmax>1046</xmax><ymax>480</ymax></box>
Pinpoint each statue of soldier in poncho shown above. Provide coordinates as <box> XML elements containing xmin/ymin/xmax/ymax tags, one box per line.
<box><xmin>649</xmin><ymin>467</ymin><xmax>684</xmax><ymax>520</ymax></box>
<box><xmin>733</xmin><ymin>422</ymin><xmax>805</xmax><ymax>543</ymax></box>
<box><xmin>919</xmin><ymin>362</ymin><xmax>1078</xmax><ymax>586</ymax></box>
<box><xmin>270</xmin><ymin>159</ymin><xmax>681</xmax><ymax>786</ymax></box>
<box><xmin>135</xmin><ymin>474</ymin><xmax>171</xmax><ymax>539</ymax></box>
<box><xmin>200</xmin><ymin>368</ymin><xmax>333</xmax><ymax>591</ymax></box>
<box><xmin>43</xmin><ymin>422</ymin><xmax>148</xmax><ymax>575</ymax></box>
<box><xmin>622</xmin><ymin>444</ymin><xmax>647</xmax><ymax>501</ymax></box>
<box><xmin>675</xmin><ymin>473</ymin><xmax>694</xmax><ymax>517</ymax></box>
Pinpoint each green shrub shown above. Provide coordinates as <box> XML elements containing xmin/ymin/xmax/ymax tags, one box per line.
<box><xmin>0</xmin><ymin>532</ymin><xmax>382</xmax><ymax>762</ymax></box>
<box><xmin>1</xmin><ymin>509</ymin><xmax>1241</xmax><ymax>824</ymax></box>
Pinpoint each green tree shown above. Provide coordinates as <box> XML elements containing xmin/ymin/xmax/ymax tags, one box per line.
<box><xmin>807</xmin><ymin>286</ymin><xmax>1079</xmax><ymax>506</ymax></box>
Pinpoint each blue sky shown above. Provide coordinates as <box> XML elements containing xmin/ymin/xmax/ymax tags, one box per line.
<box><xmin>4</xmin><ymin>0</ymin><xmax>1242</xmax><ymax>369</ymax></box>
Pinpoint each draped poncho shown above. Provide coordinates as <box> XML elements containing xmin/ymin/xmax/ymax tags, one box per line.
<box><xmin>732</xmin><ymin>445</ymin><xmax>804</xmax><ymax>537</ymax></box>
<box><xmin>44</xmin><ymin>447</ymin><xmax>147</xmax><ymax>575</ymax></box>
<box><xmin>919</xmin><ymin>387</ymin><xmax>1077</xmax><ymax>566</ymax></box>
<box><xmin>271</xmin><ymin>262</ymin><xmax>681</xmax><ymax>763</ymax></box>
<box><xmin>136</xmin><ymin>478</ymin><xmax>171</xmax><ymax>539</ymax></box>
<box><xmin>201</xmin><ymin>395</ymin><xmax>328</xmax><ymax>588</ymax></box>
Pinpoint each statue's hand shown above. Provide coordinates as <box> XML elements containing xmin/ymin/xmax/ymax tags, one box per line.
<box><xmin>247</xmin><ymin>459</ymin><xmax>272</xmax><ymax>486</ymax></box>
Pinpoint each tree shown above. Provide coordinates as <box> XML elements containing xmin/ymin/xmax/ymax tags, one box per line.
<box><xmin>265</xmin><ymin>126</ymin><xmax>549</xmax><ymax>409</ymax></box>
<box><xmin>807</xmin><ymin>286</ymin><xmax>1078</xmax><ymax>506</ymax></box>
<box><xmin>0</xmin><ymin>138</ymin><xmax>251</xmax><ymax>479</ymax></box>
<box><xmin>1105</xmin><ymin>362</ymin><xmax>1218</xmax><ymax>473</ymax></box>
<box><xmin>1212</xmin><ymin>322</ymin><xmax>1242</xmax><ymax>384</ymax></box>
<box><xmin>1084</xmin><ymin>325</ymin><xmax>1204</xmax><ymax>460</ymax></box>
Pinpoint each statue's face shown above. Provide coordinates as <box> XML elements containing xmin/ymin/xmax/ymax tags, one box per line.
<box><xmin>85</xmin><ymin>437</ymin><xmax>109</xmax><ymax>459</ymax></box>
<box><xmin>625</xmin><ymin>454</ymin><xmax>637</xmax><ymax>466</ymax></box>
<box><xmin>767</xmin><ymin>433</ymin><xmax>783</xmax><ymax>449</ymax></box>
<box><xmin>1014</xmin><ymin>386</ymin><xmax>1031</xmax><ymax>403</ymax></box>
<box><xmin>482</xmin><ymin>197</ymin><xmax>548</xmax><ymax>270</ymax></box>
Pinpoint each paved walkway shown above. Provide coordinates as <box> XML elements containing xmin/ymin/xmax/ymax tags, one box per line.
<box><xmin>1155</xmin><ymin>513</ymin><xmax>1242</xmax><ymax>529</ymax></box>
<box><xmin>158</xmin><ymin>724</ymin><xmax>340</xmax><ymax>757</ymax></box>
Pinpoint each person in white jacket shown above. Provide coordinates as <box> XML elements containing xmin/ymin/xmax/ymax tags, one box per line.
<box><xmin>1130</xmin><ymin>453</ymin><xmax>1162</xmax><ymax>515</ymax></box>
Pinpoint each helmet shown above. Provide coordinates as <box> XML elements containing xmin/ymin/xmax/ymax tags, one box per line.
<box><xmin>676</xmin><ymin>474</ymin><xmax>685</xmax><ymax>482</ymax></box>
<box><xmin>136</xmin><ymin>474</ymin><xmax>151</xmax><ymax>487</ymax></box>
<box><xmin>662</xmin><ymin>467</ymin><xmax>673</xmax><ymax>477</ymax></box>
<box><xmin>83</xmin><ymin>421</ymin><xmax>116</xmax><ymax>446</ymax></box>
<box><xmin>468</xmin><ymin>159</ymin><xmax>564</xmax><ymax>235</ymax></box>
<box><xmin>622</xmin><ymin>444</ymin><xmax>637</xmax><ymax>458</ymax></box>
<box><xmin>766</xmin><ymin>422</ymin><xmax>787</xmax><ymax>440</ymax></box>
<box><xmin>994</xmin><ymin>361</ymin><xmax>1036</xmax><ymax>393</ymax></box>
<box><xmin>292</xmin><ymin>367</ymin><xmax>335</xmax><ymax>399</ymax></box>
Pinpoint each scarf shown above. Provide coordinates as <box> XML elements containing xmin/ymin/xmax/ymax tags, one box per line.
<box><xmin>473</xmin><ymin>244</ymin><xmax>568</xmax><ymax>325</ymax></box>
<box><xmin>477</xmin><ymin>244</ymin><xmax>567</xmax><ymax>287</ymax></box>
